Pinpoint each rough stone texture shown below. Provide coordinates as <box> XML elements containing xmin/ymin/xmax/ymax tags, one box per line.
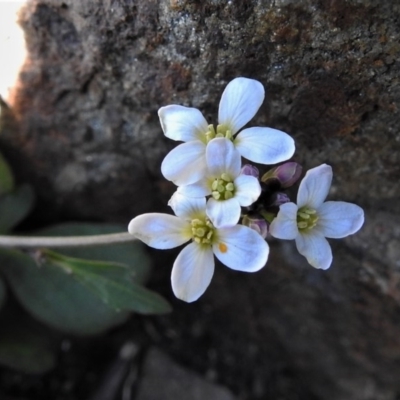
<box><xmin>136</xmin><ymin>347</ymin><xmax>237</xmax><ymax>400</ymax></box>
<box><xmin>0</xmin><ymin>0</ymin><xmax>400</xmax><ymax>399</ymax></box>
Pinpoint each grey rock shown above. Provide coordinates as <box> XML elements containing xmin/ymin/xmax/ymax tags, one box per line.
<box><xmin>136</xmin><ymin>347</ymin><xmax>236</xmax><ymax>400</ymax></box>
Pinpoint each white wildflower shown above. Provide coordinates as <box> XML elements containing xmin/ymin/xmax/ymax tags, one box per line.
<box><xmin>128</xmin><ymin>194</ymin><xmax>269</xmax><ymax>302</ymax></box>
<box><xmin>159</xmin><ymin>77</ymin><xmax>295</xmax><ymax>185</ymax></box>
<box><xmin>269</xmin><ymin>164</ymin><xmax>364</xmax><ymax>270</ymax></box>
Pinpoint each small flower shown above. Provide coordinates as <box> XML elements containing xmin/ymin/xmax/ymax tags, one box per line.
<box><xmin>159</xmin><ymin>77</ymin><xmax>295</xmax><ymax>185</ymax></box>
<box><xmin>177</xmin><ymin>138</ymin><xmax>261</xmax><ymax>228</ymax></box>
<box><xmin>128</xmin><ymin>194</ymin><xmax>269</xmax><ymax>302</ymax></box>
<box><xmin>269</xmin><ymin>164</ymin><xmax>364</xmax><ymax>270</ymax></box>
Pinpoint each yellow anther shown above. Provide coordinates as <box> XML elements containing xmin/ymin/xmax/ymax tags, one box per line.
<box><xmin>226</xmin><ymin>182</ymin><xmax>234</xmax><ymax>191</ymax></box>
<box><xmin>224</xmin><ymin>191</ymin><xmax>233</xmax><ymax>200</ymax></box>
<box><xmin>298</xmin><ymin>212</ymin><xmax>310</xmax><ymax>219</ymax></box>
<box><xmin>304</xmin><ymin>208</ymin><xmax>317</xmax><ymax>214</ymax></box>
<box><xmin>211</xmin><ymin>180</ymin><xmax>219</xmax><ymax>191</ymax></box>
<box><xmin>297</xmin><ymin>221</ymin><xmax>308</xmax><ymax>229</ymax></box>
<box><xmin>196</xmin><ymin>228</ymin><xmax>205</xmax><ymax>237</ymax></box>
<box><xmin>221</xmin><ymin>173</ymin><xmax>231</xmax><ymax>182</ymax></box>
<box><xmin>212</xmin><ymin>191</ymin><xmax>221</xmax><ymax>200</ymax></box>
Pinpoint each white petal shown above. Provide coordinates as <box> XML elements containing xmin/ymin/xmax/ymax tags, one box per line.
<box><xmin>295</xmin><ymin>232</ymin><xmax>332</xmax><ymax>270</ymax></box>
<box><xmin>269</xmin><ymin>203</ymin><xmax>299</xmax><ymax>240</ymax></box>
<box><xmin>207</xmin><ymin>198</ymin><xmax>241</xmax><ymax>228</ymax></box>
<box><xmin>158</xmin><ymin>105</ymin><xmax>208</xmax><ymax>142</ymax></box>
<box><xmin>316</xmin><ymin>201</ymin><xmax>364</xmax><ymax>238</ymax></box>
<box><xmin>218</xmin><ymin>77</ymin><xmax>265</xmax><ymax>134</ymax></box>
<box><xmin>206</xmin><ymin>137</ymin><xmax>241</xmax><ymax>178</ymax></box>
<box><xmin>235</xmin><ymin>127</ymin><xmax>295</xmax><ymax>165</ymax></box>
<box><xmin>213</xmin><ymin>224</ymin><xmax>269</xmax><ymax>272</ymax></box>
<box><xmin>161</xmin><ymin>141</ymin><xmax>207</xmax><ymax>185</ymax></box>
<box><xmin>297</xmin><ymin>164</ymin><xmax>332</xmax><ymax>209</ymax></box>
<box><xmin>128</xmin><ymin>213</ymin><xmax>190</xmax><ymax>249</ymax></box>
<box><xmin>171</xmin><ymin>243</ymin><xmax>215</xmax><ymax>302</ymax></box>
<box><xmin>234</xmin><ymin>175</ymin><xmax>261</xmax><ymax>206</ymax></box>
<box><xmin>177</xmin><ymin>178</ymin><xmax>211</xmax><ymax>198</ymax></box>
<box><xmin>168</xmin><ymin>192</ymin><xmax>206</xmax><ymax>219</ymax></box>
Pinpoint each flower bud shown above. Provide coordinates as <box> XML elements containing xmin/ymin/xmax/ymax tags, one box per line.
<box><xmin>242</xmin><ymin>214</ymin><xmax>268</xmax><ymax>239</ymax></box>
<box><xmin>268</xmin><ymin>192</ymin><xmax>290</xmax><ymax>207</ymax></box>
<box><xmin>240</xmin><ymin>164</ymin><xmax>259</xmax><ymax>178</ymax></box>
<box><xmin>261</xmin><ymin>162</ymin><xmax>302</xmax><ymax>188</ymax></box>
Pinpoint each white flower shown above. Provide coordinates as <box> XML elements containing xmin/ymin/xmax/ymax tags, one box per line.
<box><xmin>176</xmin><ymin>137</ymin><xmax>261</xmax><ymax>228</ymax></box>
<box><xmin>269</xmin><ymin>164</ymin><xmax>364</xmax><ymax>270</ymax></box>
<box><xmin>128</xmin><ymin>194</ymin><xmax>269</xmax><ymax>302</ymax></box>
<box><xmin>159</xmin><ymin>77</ymin><xmax>295</xmax><ymax>185</ymax></box>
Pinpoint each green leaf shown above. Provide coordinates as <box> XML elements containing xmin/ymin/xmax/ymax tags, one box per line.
<box><xmin>0</xmin><ymin>276</ymin><xmax>6</xmax><ymax>311</ymax></box>
<box><xmin>0</xmin><ymin>184</ymin><xmax>35</xmax><ymax>234</ymax></box>
<box><xmin>45</xmin><ymin>249</ymin><xmax>172</xmax><ymax>315</ymax></box>
<box><xmin>35</xmin><ymin>223</ymin><xmax>151</xmax><ymax>284</ymax></box>
<box><xmin>0</xmin><ymin>151</ymin><xmax>14</xmax><ymax>196</ymax></box>
<box><xmin>0</xmin><ymin>333</ymin><xmax>55</xmax><ymax>374</ymax></box>
<box><xmin>0</xmin><ymin>305</ymin><xmax>57</xmax><ymax>374</ymax></box>
<box><xmin>0</xmin><ymin>249</ymin><xmax>129</xmax><ymax>335</ymax></box>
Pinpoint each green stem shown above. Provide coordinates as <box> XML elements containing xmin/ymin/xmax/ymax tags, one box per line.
<box><xmin>0</xmin><ymin>232</ymin><xmax>136</xmax><ymax>249</ymax></box>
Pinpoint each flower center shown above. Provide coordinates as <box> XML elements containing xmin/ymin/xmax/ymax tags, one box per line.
<box><xmin>191</xmin><ymin>218</ymin><xmax>215</xmax><ymax>245</ymax></box>
<box><xmin>211</xmin><ymin>173</ymin><xmax>235</xmax><ymax>200</ymax></box>
<box><xmin>204</xmin><ymin>124</ymin><xmax>233</xmax><ymax>143</ymax></box>
<box><xmin>297</xmin><ymin>207</ymin><xmax>318</xmax><ymax>231</ymax></box>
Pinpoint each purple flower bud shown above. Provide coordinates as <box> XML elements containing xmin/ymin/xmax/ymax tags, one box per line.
<box><xmin>261</xmin><ymin>162</ymin><xmax>302</xmax><ymax>188</ymax></box>
<box><xmin>241</xmin><ymin>164</ymin><xmax>259</xmax><ymax>178</ymax></box>
<box><xmin>269</xmin><ymin>192</ymin><xmax>290</xmax><ymax>207</ymax></box>
<box><xmin>242</xmin><ymin>215</ymin><xmax>268</xmax><ymax>239</ymax></box>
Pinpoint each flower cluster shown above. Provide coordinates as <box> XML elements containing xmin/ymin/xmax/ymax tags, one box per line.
<box><xmin>128</xmin><ymin>78</ymin><xmax>364</xmax><ymax>302</ymax></box>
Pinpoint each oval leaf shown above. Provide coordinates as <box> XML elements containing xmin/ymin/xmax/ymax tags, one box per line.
<box><xmin>0</xmin><ymin>249</ymin><xmax>129</xmax><ymax>335</ymax></box>
<box><xmin>44</xmin><ymin>250</ymin><xmax>172</xmax><ymax>315</ymax></box>
<box><xmin>0</xmin><ymin>184</ymin><xmax>35</xmax><ymax>234</ymax></box>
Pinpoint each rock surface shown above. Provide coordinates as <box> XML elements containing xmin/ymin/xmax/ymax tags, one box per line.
<box><xmin>136</xmin><ymin>347</ymin><xmax>236</xmax><ymax>400</ymax></box>
<box><xmin>0</xmin><ymin>0</ymin><xmax>399</xmax><ymax>399</ymax></box>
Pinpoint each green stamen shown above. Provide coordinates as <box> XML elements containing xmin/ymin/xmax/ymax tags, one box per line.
<box><xmin>211</xmin><ymin>173</ymin><xmax>236</xmax><ymax>201</ymax></box>
<box><xmin>191</xmin><ymin>217</ymin><xmax>215</xmax><ymax>245</ymax></box>
<box><xmin>297</xmin><ymin>207</ymin><xmax>319</xmax><ymax>231</ymax></box>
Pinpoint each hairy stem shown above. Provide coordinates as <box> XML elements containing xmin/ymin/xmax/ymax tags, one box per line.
<box><xmin>0</xmin><ymin>232</ymin><xmax>136</xmax><ymax>249</ymax></box>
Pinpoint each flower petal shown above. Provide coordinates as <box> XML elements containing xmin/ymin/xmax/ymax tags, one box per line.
<box><xmin>235</xmin><ymin>127</ymin><xmax>295</xmax><ymax>165</ymax></box>
<box><xmin>128</xmin><ymin>213</ymin><xmax>190</xmax><ymax>249</ymax></box>
<box><xmin>158</xmin><ymin>105</ymin><xmax>208</xmax><ymax>142</ymax></box>
<box><xmin>218</xmin><ymin>77</ymin><xmax>265</xmax><ymax>134</ymax></box>
<box><xmin>295</xmin><ymin>232</ymin><xmax>333</xmax><ymax>270</ymax></box>
<box><xmin>214</xmin><ymin>224</ymin><xmax>269</xmax><ymax>272</ymax></box>
<box><xmin>207</xmin><ymin>198</ymin><xmax>241</xmax><ymax>228</ymax></box>
<box><xmin>171</xmin><ymin>243</ymin><xmax>215</xmax><ymax>302</ymax></box>
<box><xmin>269</xmin><ymin>202</ymin><xmax>299</xmax><ymax>240</ymax></box>
<box><xmin>168</xmin><ymin>192</ymin><xmax>206</xmax><ymax>219</ymax></box>
<box><xmin>206</xmin><ymin>137</ymin><xmax>241</xmax><ymax>178</ymax></box>
<box><xmin>234</xmin><ymin>174</ymin><xmax>261</xmax><ymax>206</ymax></box>
<box><xmin>177</xmin><ymin>178</ymin><xmax>211</xmax><ymax>198</ymax></box>
<box><xmin>316</xmin><ymin>201</ymin><xmax>364</xmax><ymax>238</ymax></box>
<box><xmin>161</xmin><ymin>141</ymin><xmax>207</xmax><ymax>186</ymax></box>
<box><xmin>297</xmin><ymin>164</ymin><xmax>332</xmax><ymax>209</ymax></box>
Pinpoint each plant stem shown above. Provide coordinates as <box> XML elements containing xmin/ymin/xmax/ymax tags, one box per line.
<box><xmin>0</xmin><ymin>232</ymin><xmax>137</xmax><ymax>249</ymax></box>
